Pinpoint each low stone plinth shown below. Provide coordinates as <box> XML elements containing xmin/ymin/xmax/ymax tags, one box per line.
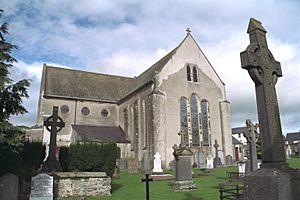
<box><xmin>244</xmin><ymin>166</ymin><xmax>300</xmax><ymax>200</ymax></box>
<box><xmin>172</xmin><ymin>180</ymin><xmax>197</xmax><ymax>192</ymax></box>
<box><xmin>52</xmin><ymin>172</ymin><xmax>111</xmax><ymax>199</ymax></box>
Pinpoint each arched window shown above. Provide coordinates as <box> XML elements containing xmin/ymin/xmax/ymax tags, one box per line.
<box><xmin>201</xmin><ymin>99</ymin><xmax>210</xmax><ymax>146</ymax></box>
<box><xmin>190</xmin><ymin>94</ymin><xmax>200</xmax><ymax>146</ymax></box>
<box><xmin>187</xmin><ymin>65</ymin><xmax>191</xmax><ymax>81</ymax></box>
<box><xmin>180</xmin><ymin>97</ymin><xmax>189</xmax><ymax>146</ymax></box>
<box><xmin>193</xmin><ymin>66</ymin><xmax>198</xmax><ymax>82</ymax></box>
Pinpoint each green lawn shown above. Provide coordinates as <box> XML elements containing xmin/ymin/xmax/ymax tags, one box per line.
<box><xmin>90</xmin><ymin>157</ymin><xmax>300</xmax><ymax>200</ymax></box>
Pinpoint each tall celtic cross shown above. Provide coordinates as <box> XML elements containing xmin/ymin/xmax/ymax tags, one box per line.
<box><xmin>240</xmin><ymin>18</ymin><xmax>285</xmax><ymax>166</ymax></box>
<box><xmin>41</xmin><ymin>106</ymin><xmax>65</xmax><ymax>172</ymax></box>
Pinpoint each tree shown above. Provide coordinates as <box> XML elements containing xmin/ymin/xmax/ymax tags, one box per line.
<box><xmin>0</xmin><ymin>9</ymin><xmax>30</xmax><ymax>151</ymax></box>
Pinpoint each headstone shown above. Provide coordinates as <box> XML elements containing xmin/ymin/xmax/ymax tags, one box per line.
<box><xmin>0</xmin><ymin>173</ymin><xmax>19</xmax><ymax>200</ymax></box>
<box><xmin>244</xmin><ymin>119</ymin><xmax>258</xmax><ymax>172</ymax></box>
<box><xmin>30</xmin><ymin>173</ymin><xmax>53</xmax><ymax>200</ymax></box>
<box><xmin>241</xmin><ymin>18</ymin><xmax>300</xmax><ymax>200</ymax></box>
<box><xmin>118</xmin><ymin>159</ymin><xmax>127</xmax><ymax>170</ymax></box>
<box><xmin>237</xmin><ymin>162</ymin><xmax>246</xmax><ymax>174</ymax></box>
<box><xmin>198</xmin><ymin>151</ymin><xmax>205</xmax><ymax>168</ymax></box>
<box><xmin>172</xmin><ymin>144</ymin><xmax>196</xmax><ymax>191</ymax></box>
<box><xmin>152</xmin><ymin>152</ymin><xmax>163</xmax><ymax>173</ymax></box>
<box><xmin>213</xmin><ymin>140</ymin><xmax>222</xmax><ymax>167</ymax></box>
<box><xmin>287</xmin><ymin>145</ymin><xmax>292</xmax><ymax>158</ymax></box>
<box><xmin>126</xmin><ymin>158</ymin><xmax>138</xmax><ymax>174</ymax></box>
<box><xmin>169</xmin><ymin>160</ymin><xmax>176</xmax><ymax>170</ymax></box>
<box><xmin>218</xmin><ymin>150</ymin><xmax>224</xmax><ymax>165</ymax></box>
<box><xmin>41</xmin><ymin>106</ymin><xmax>65</xmax><ymax>172</ymax></box>
<box><xmin>206</xmin><ymin>153</ymin><xmax>214</xmax><ymax>169</ymax></box>
<box><xmin>226</xmin><ymin>155</ymin><xmax>233</xmax><ymax>166</ymax></box>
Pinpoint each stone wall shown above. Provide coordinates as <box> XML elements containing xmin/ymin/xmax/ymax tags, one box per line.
<box><xmin>52</xmin><ymin>172</ymin><xmax>111</xmax><ymax>198</ymax></box>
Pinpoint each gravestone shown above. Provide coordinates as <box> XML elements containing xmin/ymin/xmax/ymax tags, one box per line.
<box><xmin>237</xmin><ymin>162</ymin><xmax>246</xmax><ymax>174</ymax></box>
<box><xmin>0</xmin><ymin>173</ymin><xmax>19</xmax><ymax>200</ymax></box>
<box><xmin>241</xmin><ymin>18</ymin><xmax>300</xmax><ymax>200</ymax></box>
<box><xmin>41</xmin><ymin>106</ymin><xmax>65</xmax><ymax>172</ymax></box>
<box><xmin>213</xmin><ymin>140</ymin><xmax>222</xmax><ymax>168</ymax></box>
<box><xmin>118</xmin><ymin>159</ymin><xmax>127</xmax><ymax>170</ymax></box>
<box><xmin>206</xmin><ymin>153</ymin><xmax>214</xmax><ymax>169</ymax></box>
<box><xmin>218</xmin><ymin>150</ymin><xmax>224</xmax><ymax>165</ymax></box>
<box><xmin>244</xmin><ymin>119</ymin><xmax>258</xmax><ymax>173</ymax></box>
<box><xmin>126</xmin><ymin>158</ymin><xmax>139</xmax><ymax>174</ymax></box>
<box><xmin>152</xmin><ymin>152</ymin><xmax>163</xmax><ymax>173</ymax></box>
<box><xmin>226</xmin><ymin>155</ymin><xmax>233</xmax><ymax>166</ymax></box>
<box><xmin>172</xmin><ymin>133</ymin><xmax>196</xmax><ymax>191</ymax></box>
<box><xmin>198</xmin><ymin>151</ymin><xmax>205</xmax><ymax>168</ymax></box>
<box><xmin>286</xmin><ymin>145</ymin><xmax>292</xmax><ymax>158</ymax></box>
<box><xmin>30</xmin><ymin>173</ymin><xmax>53</xmax><ymax>200</ymax></box>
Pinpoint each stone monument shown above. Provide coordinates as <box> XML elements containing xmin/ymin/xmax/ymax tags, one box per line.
<box><xmin>206</xmin><ymin>152</ymin><xmax>214</xmax><ymax>169</ymax></box>
<box><xmin>41</xmin><ymin>106</ymin><xmax>65</xmax><ymax>172</ymax></box>
<box><xmin>244</xmin><ymin>119</ymin><xmax>258</xmax><ymax>173</ymax></box>
<box><xmin>241</xmin><ymin>18</ymin><xmax>300</xmax><ymax>200</ymax></box>
<box><xmin>30</xmin><ymin>173</ymin><xmax>53</xmax><ymax>200</ymax></box>
<box><xmin>0</xmin><ymin>173</ymin><xmax>19</xmax><ymax>200</ymax></box>
<box><xmin>152</xmin><ymin>152</ymin><xmax>163</xmax><ymax>173</ymax></box>
<box><xmin>213</xmin><ymin>140</ymin><xmax>222</xmax><ymax>168</ymax></box>
<box><xmin>172</xmin><ymin>131</ymin><xmax>196</xmax><ymax>192</ymax></box>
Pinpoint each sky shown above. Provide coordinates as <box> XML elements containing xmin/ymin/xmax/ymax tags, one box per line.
<box><xmin>1</xmin><ymin>0</ymin><xmax>300</xmax><ymax>134</ymax></box>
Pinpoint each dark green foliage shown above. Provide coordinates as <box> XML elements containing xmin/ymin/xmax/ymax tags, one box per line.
<box><xmin>0</xmin><ymin>9</ymin><xmax>30</xmax><ymax>151</ymax></box>
<box><xmin>0</xmin><ymin>141</ymin><xmax>45</xmax><ymax>177</ymax></box>
<box><xmin>59</xmin><ymin>142</ymin><xmax>117</xmax><ymax>177</ymax></box>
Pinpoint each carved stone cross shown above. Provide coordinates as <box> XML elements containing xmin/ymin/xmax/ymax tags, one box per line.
<box><xmin>213</xmin><ymin>140</ymin><xmax>219</xmax><ymax>158</ymax></box>
<box><xmin>240</xmin><ymin>18</ymin><xmax>285</xmax><ymax>166</ymax></box>
<box><xmin>41</xmin><ymin>106</ymin><xmax>65</xmax><ymax>172</ymax></box>
<box><xmin>244</xmin><ymin>119</ymin><xmax>258</xmax><ymax>172</ymax></box>
<box><xmin>178</xmin><ymin>129</ymin><xmax>185</xmax><ymax>147</ymax></box>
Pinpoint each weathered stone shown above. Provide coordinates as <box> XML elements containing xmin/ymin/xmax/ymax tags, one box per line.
<box><xmin>30</xmin><ymin>173</ymin><xmax>53</xmax><ymax>200</ymax></box>
<box><xmin>126</xmin><ymin>158</ymin><xmax>139</xmax><ymax>174</ymax></box>
<box><xmin>0</xmin><ymin>173</ymin><xmax>18</xmax><ymax>200</ymax></box>
<box><xmin>226</xmin><ymin>155</ymin><xmax>233</xmax><ymax>166</ymax></box>
<box><xmin>241</xmin><ymin>18</ymin><xmax>300</xmax><ymax>200</ymax></box>
<box><xmin>41</xmin><ymin>106</ymin><xmax>64</xmax><ymax>172</ymax></box>
<box><xmin>172</xmin><ymin>145</ymin><xmax>196</xmax><ymax>192</ymax></box>
<box><xmin>53</xmin><ymin>172</ymin><xmax>111</xmax><ymax>198</ymax></box>
<box><xmin>213</xmin><ymin>140</ymin><xmax>222</xmax><ymax>167</ymax></box>
<box><xmin>244</xmin><ymin>119</ymin><xmax>258</xmax><ymax>172</ymax></box>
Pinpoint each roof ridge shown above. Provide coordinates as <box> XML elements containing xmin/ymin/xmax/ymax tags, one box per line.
<box><xmin>45</xmin><ymin>64</ymin><xmax>134</xmax><ymax>80</ymax></box>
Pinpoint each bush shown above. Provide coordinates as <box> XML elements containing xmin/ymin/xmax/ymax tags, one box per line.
<box><xmin>59</xmin><ymin>142</ymin><xmax>117</xmax><ymax>177</ymax></box>
<box><xmin>0</xmin><ymin>141</ymin><xmax>45</xmax><ymax>177</ymax></box>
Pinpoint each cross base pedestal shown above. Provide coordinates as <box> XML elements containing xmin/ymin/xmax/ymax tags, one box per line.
<box><xmin>41</xmin><ymin>157</ymin><xmax>63</xmax><ymax>172</ymax></box>
<box><xmin>244</xmin><ymin>167</ymin><xmax>300</xmax><ymax>200</ymax></box>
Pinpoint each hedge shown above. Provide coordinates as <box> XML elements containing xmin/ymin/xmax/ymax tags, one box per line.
<box><xmin>0</xmin><ymin>141</ymin><xmax>45</xmax><ymax>177</ymax></box>
<box><xmin>59</xmin><ymin>142</ymin><xmax>117</xmax><ymax>177</ymax></box>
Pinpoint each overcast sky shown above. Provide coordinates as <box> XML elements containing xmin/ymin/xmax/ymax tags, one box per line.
<box><xmin>1</xmin><ymin>0</ymin><xmax>300</xmax><ymax>134</ymax></box>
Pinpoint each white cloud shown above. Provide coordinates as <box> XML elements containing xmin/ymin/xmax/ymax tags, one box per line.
<box><xmin>2</xmin><ymin>0</ymin><xmax>300</xmax><ymax>133</ymax></box>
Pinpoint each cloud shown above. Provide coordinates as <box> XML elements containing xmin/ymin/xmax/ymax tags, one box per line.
<box><xmin>2</xmin><ymin>0</ymin><xmax>300</xmax><ymax>133</ymax></box>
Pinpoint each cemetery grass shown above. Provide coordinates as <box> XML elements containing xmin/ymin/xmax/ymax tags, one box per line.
<box><xmin>90</xmin><ymin>167</ymin><xmax>236</xmax><ymax>200</ymax></box>
<box><xmin>89</xmin><ymin>158</ymin><xmax>300</xmax><ymax>200</ymax></box>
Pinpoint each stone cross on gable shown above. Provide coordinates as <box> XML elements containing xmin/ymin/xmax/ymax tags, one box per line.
<box><xmin>41</xmin><ymin>106</ymin><xmax>65</xmax><ymax>172</ymax></box>
<box><xmin>244</xmin><ymin>119</ymin><xmax>258</xmax><ymax>172</ymax></box>
<box><xmin>240</xmin><ymin>18</ymin><xmax>286</xmax><ymax>166</ymax></box>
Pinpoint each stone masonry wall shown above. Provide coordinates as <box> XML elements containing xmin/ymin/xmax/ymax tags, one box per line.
<box><xmin>53</xmin><ymin>172</ymin><xmax>111</xmax><ymax>198</ymax></box>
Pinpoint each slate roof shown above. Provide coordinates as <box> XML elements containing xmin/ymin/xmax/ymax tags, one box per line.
<box><xmin>232</xmin><ymin>137</ymin><xmax>243</xmax><ymax>145</ymax></box>
<box><xmin>285</xmin><ymin>132</ymin><xmax>300</xmax><ymax>142</ymax></box>
<box><xmin>232</xmin><ymin>127</ymin><xmax>247</xmax><ymax>135</ymax></box>
<box><xmin>72</xmin><ymin>125</ymin><xmax>130</xmax><ymax>143</ymax></box>
<box><xmin>42</xmin><ymin>34</ymin><xmax>188</xmax><ymax>103</ymax></box>
<box><xmin>44</xmin><ymin>66</ymin><xmax>135</xmax><ymax>102</ymax></box>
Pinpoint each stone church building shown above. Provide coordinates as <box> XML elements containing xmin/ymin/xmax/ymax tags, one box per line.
<box><xmin>33</xmin><ymin>32</ymin><xmax>233</xmax><ymax>169</ymax></box>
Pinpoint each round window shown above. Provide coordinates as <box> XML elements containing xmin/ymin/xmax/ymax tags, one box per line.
<box><xmin>60</xmin><ymin>105</ymin><xmax>69</xmax><ymax>114</ymax></box>
<box><xmin>81</xmin><ymin>107</ymin><xmax>90</xmax><ymax>115</ymax></box>
<box><xmin>101</xmin><ymin>109</ymin><xmax>109</xmax><ymax>117</ymax></box>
